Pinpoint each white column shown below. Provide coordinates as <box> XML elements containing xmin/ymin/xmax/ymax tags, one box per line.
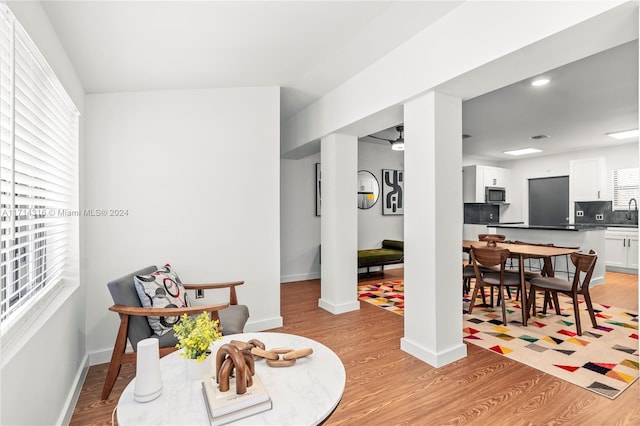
<box><xmin>400</xmin><ymin>91</ymin><xmax>467</xmax><ymax>366</ymax></box>
<box><xmin>319</xmin><ymin>133</ymin><xmax>360</xmax><ymax>314</ymax></box>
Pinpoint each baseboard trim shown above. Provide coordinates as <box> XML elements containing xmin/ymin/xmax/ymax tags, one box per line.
<box><xmin>400</xmin><ymin>337</ymin><xmax>467</xmax><ymax>368</ymax></box>
<box><xmin>244</xmin><ymin>316</ymin><xmax>283</xmax><ymax>332</ymax></box>
<box><xmin>605</xmin><ymin>266</ymin><xmax>638</xmax><ymax>274</ymax></box>
<box><xmin>280</xmin><ymin>272</ymin><xmax>321</xmax><ymax>283</ymax></box>
<box><xmin>318</xmin><ymin>298</ymin><xmax>360</xmax><ymax>314</ymax></box>
<box><xmin>57</xmin><ymin>353</ymin><xmax>90</xmax><ymax>426</ymax></box>
<box><xmin>90</xmin><ymin>348</ymin><xmax>114</xmax><ymax>366</ymax></box>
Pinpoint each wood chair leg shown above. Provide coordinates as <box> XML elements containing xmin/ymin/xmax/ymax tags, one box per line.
<box><xmin>101</xmin><ymin>315</ymin><xmax>130</xmax><ymax>400</ymax></box>
<box><xmin>101</xmin><ymin>357</ymin><xmax>123</xmax><ymax>400</ymax></box>
<box><xmin>468</xmin><ymin>282</ymin><xmax>482</xmax><ymax>314</ymax></box>
<box><xmin>572</xmin><ymin>295</ymin><xmax>583</xmax><ymax>336</ymax></box>
<box><xmin>528</xmin><ymin>288</ymin><xmax>537</xmax><ymax>318</ymax></box>
<box><xmin>499</xmin><ymin>285</ymin><xmax>507</xmax><ymax>325</ymax></box>
<box><xmin>543</xmin><ymin>292</ymin><xmax>552</xmax><ymax>311</ymax></box>
<box><xmin>552</xmin><ymin>292</ymin><xmax>561</xmax><ymax>315</ymax></box>
<box><xmin>582</xmin><ymin>289</ymin><xmax>598</xmax><ymax>329</ymax></box>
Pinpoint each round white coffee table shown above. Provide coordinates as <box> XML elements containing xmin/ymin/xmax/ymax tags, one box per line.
<box><xmin>117</xmin><ymin>332</ymin><xmax>346</xmax><ymax>425</ymax></box>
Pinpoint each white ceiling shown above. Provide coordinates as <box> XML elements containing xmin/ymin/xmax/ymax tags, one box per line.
<box><xmin>39</xmin><ymin>0</ymin><xmax>462</xmax><ymax>120</ymax></box>
<box><xmin>364</xmin><ymin>39</ymin><xmax>639</xmax><ymax>160</ymax></box>
<box><xmin>36</xmin><ymin>1</ymin><xmax>639</xmax><ymax>160</ymax></box>
<box><xmin>462</xmin><ymin>39</ymin><xmax>638</xmax><ymax>162</ymax></box>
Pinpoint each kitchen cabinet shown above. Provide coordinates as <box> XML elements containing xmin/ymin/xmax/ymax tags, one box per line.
<box><xmin>570</xmin><ymin>157</ymin><xmax>607</xmax><ymax>201</ymax></box>
<box><xmin>463</xmin><ymin>165</ymin><xmax>511</xmax><ymax>203</ymax></box>
<box><xmin>605</xmin><ymin>228</ymin><xmax>638</xmax><ymax>271</ymax></box>
<box><xmin>483</xmin><ymin>166</ymin><xmax>509</xmax><ymax>188</ymax></box>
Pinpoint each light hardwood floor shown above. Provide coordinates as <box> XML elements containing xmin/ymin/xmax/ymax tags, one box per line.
<box><xmin>71</xmin><ymin>269</ymin><xmax>638</xmax><ymax>425</ymax></box>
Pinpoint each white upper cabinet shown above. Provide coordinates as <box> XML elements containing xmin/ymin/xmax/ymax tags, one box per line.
<box><xmin>463</xmin><ymin>165</ymin><xmax>511</xmax><ymax>203</ymax></box>
<box><xmin>483</xmin><ymin>166</ymin><xmax>509</xmax><ymax>188</ymax></box>
<box><xmin>570</xmin><ymin>157</ymin><xmax>607</xmax><ymax>201</ymax></box>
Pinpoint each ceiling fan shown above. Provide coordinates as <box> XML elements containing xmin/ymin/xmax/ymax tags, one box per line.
<box><xmin>367</xmin><ymin>125</ymin><xmax>404</xmax><ymax>151</ymax></box>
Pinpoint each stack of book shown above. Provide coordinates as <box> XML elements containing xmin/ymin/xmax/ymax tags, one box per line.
<box><xmin>201</xmin><ymin>373</ymin><xmax>272</xmax><ymax>425</ymax></box>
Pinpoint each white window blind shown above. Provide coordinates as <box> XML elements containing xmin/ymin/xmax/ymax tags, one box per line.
<box><xmin>613</xmin><ymin>168</ymin><xmax>639</xmax><ymax>211</ymax></box>
<box><xmin>0</xmin><ymin>6</ymin><xmax>79</xmax><ymax>326</ymax></box>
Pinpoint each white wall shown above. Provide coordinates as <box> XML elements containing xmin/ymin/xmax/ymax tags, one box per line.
<box><xmin>83</xmin><ymin>87</ymin><xmax>282</xmax><ymax>362</ymax></box>
<box><xmin>280</xmin><ymin>152</ymin><xmax>321</xmax><ymax>282</ymax></box>
<box><xmin>498</xmin><ymin>143</ymin><xmax>638</xmax><ymax>223</ymax></box>
<box><xmin>1</xmin><ymin>2</ymin><xmax>86</xmax><ymax>425</ymax></box>
<box><xmin>279</xmin><ymin>141</ymin><xmax>404</xmax><ymax>282</ymax></box>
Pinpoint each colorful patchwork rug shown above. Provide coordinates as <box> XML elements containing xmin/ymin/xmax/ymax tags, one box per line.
<box><xmin>357</xmin><ymin>280</ymin><xmax>404</xmax><ymax>316</ymax></box>
<box><xmin>463</xmin><ymin>295</ymin><xmax>638</xmax><ymax>399</ymax></box>
<box><xmin>357</xmin><ymin>280</ymin><xmax>639</xmax><ymax>398</ymax></box>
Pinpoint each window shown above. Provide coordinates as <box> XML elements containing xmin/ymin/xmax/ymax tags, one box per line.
<box><xmin>0</xmin><ymin>6</ymin><xmax>79</xmax><ymax>327</ymax></box>
<box><xmin>613</xmin><ymin>168</ymin><xmax>639</xmax><ymax>211</ymax></box>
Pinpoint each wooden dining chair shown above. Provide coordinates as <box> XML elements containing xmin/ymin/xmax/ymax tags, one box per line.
<box><xmin>468</xmin><ymin>246</ymin><xmax>522</xmax><ymax>325</ymax></box>
<box><xmin>474</xmin><ymin>234</ymin><xmax>510</xmax><ymax>305</ymax></box>
<box><xmin>462</xmin><ymin>248</ymin><xmax>487</xmax><ymax>305</ymax></box>
<box><xmin>528</xmin><ymin>250</ymin><xmax>598</xmax><ymax>336</ymax></box>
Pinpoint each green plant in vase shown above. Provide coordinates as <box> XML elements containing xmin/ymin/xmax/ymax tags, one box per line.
<box><xmin>173</xmin><ymin>312</ymin><xmax>222</xmax><ymax>362</ymax></box>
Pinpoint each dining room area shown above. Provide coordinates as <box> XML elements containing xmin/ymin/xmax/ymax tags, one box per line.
<box><xmin>460</xmin><ymin>232</ymin><xmax>638</xmax><ymax>400</ymax></box>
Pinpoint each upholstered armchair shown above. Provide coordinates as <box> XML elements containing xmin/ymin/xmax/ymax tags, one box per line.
<box><xmin>101</xmin><ymin>265</ymin><xmax>249</xmax><ymax>400</ymax></box>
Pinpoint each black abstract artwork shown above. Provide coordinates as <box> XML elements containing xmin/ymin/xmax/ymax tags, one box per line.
<box><xmin>382</xmin><ymin>169</ymin><xmax>403</xmax><ymax>215</ymax></box>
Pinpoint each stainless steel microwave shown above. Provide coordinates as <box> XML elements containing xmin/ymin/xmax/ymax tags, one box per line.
<box><xmin>485</xmin><ymin>186</ymin><xmax>506</xmax><ymax>203</ymax></box>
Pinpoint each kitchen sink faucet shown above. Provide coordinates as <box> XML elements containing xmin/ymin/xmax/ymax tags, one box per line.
<box><xmin>626</xmin><ymin>198</ymin><xmax>638</xmax><ymax>221</ymax></box>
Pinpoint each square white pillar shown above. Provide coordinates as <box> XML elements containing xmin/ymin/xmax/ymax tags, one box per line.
<box><xmin>401</xmin><ymin>91</ymin><xmax>467</xmax><ymax>366</ymax></box>
<box><xmin>319</xmin><ymin>133</ymin><xmax>360</xmax><ymax>314</ymax></box>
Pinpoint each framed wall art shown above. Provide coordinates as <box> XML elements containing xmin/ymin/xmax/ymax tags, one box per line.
<box><xmin>382</xmin><ymin>169</ymin><xmax>404</xmax><ymax>215</ymax></box>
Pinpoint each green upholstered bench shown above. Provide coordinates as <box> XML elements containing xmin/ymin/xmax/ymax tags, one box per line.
<box><xmin>358</xmin><ymin>239</ymin><xmax>404</xmax><ymax>274</ymax></box>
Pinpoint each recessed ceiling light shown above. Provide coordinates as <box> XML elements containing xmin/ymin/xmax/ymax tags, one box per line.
<box><xmin>606</xmin><ymin>129</ymin><xmax>639</xmax><ymax>140</ymax></box>
<box><xmin>504</xmin><ymin>147</ymin><xmax>543</xmax><ymax>156</ymax></box>
<box><xmin>531</xmin><ymin>77</ymin><xmax>550</xmax><ymax>87</ymax></box>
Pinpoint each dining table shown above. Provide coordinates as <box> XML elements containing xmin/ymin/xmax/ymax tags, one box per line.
<box><xmin>462</xmin><ymin>240</ymin><xmax>578</xmax><ymax>326</ymax></box>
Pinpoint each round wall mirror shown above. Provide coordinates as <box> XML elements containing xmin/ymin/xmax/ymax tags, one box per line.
<box><xmin>357</xmin><ymin>170</ymin><xmax>379</xmax><ymax>209</ymax></box>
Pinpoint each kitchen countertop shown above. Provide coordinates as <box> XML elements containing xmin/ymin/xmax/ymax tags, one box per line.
<box><xmin>471</xmin><ymin>223</ymin><xmax>638</xmax><ymax>230</ymax></box>
<box><xmin>464</xmin><ymin>222</ymin><xmax>525</xmax><ymax>225</ymax></box>
<box><xmin>487</xmin><ymin>224</ymin><xmax>608</xmax><ymax>231</ymax></box>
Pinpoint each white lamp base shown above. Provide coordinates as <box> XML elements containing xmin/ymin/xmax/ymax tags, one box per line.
<box><xmin>133</xmin><ymin>338</ymin><xmax>163</xmax><ymax>403</ymax></box>
<box><xmin>134</xmin><ymin>385</ymin><xmax>163</xmax><ymax>403</ymax></box>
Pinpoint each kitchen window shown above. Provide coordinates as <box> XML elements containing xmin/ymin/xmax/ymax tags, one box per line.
<box><xmin>0</xmin><ymin>5</ymin><xmax>79</xmax><ymax>329</ymax></box>
<box><xmin>612</xmin><ymin>167</ymin><xmax>639</xmax><ymax>210</ymax></box>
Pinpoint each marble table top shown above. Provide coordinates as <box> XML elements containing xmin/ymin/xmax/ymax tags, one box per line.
<box><xmin>117</xmin><ymin>332</ymin><xmax>346</xmax><ymax>425</ymax></box>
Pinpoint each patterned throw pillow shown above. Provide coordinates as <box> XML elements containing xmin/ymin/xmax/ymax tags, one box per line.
<box><xmin>134</xmin><ymin>264</ymin><xmax>191</xmax><ymax>336</ymax></box>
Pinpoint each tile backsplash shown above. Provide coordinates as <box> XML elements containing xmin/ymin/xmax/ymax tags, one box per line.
<box><xmin>464</xmin><ymin>203</ymin><xmax>499</xmax><ymax>224</ymax></box>
<box><xmin>574</xmin><ymin>201</ymin><xmax>638</xmax><ymax>225</ymax></box>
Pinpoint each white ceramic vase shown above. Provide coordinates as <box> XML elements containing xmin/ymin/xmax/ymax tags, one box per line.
<box><xmin>186</xmin><ymin>356</ymin><xmax>213</xmax><ymax>380</ymax></box>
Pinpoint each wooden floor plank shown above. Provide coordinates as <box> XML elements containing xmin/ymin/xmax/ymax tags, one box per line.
<box><xmin>70</xmin><ymin>268</ymin><xmax>639</xmax><ymax>425</ymax></box>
